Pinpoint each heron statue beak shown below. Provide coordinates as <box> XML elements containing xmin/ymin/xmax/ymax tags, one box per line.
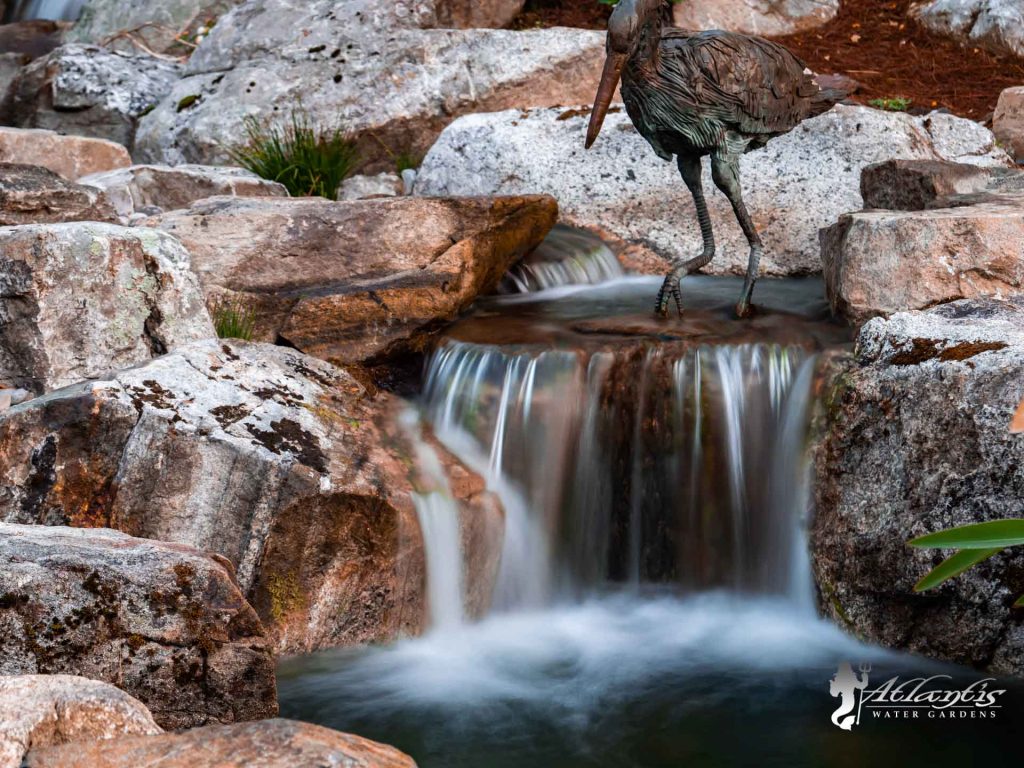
<box><xmin>586</xmin><ymin>52</ymin><xmax>626</xmax><ymax>149</ymax></box>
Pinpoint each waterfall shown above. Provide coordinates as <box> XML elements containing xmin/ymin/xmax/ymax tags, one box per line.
<box><xmin>499</xmin><ymin>224</ymin><xmax>624</xmax><ymax>293</ymax></box>
<box><xmin>4</xmin><ymin>0</ymin><xmax>86</xmax><ymax>22</ymax></box>
<box><xmin>421</xmin><ymin>339</ymin><xmax>819</xmax><ymax>608</ymax></box>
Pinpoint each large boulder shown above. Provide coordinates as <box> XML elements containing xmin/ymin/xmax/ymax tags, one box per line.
<box><xmin>145</xmin><ymin>195</ymin><xmax>557</xmax><ymax>368</ymax></box>
<box><xmin>79</xmin><ymin>164</ymin><xmax>287</xmax><ymax>222</ymax></box>
<box><xmin>9</xmin><ymin>45</ymin><xmax>181</xmax><ymax>151</ymax></box>
<box><xmin>0</xmin><ymin>675</ymin><xmax>161</xmax><ymax>768</ymax></box>
<box><xmin>0</xmin><ymin>163</ymin><xmax>118</xmax><ymax>226</ymax></box>
<box><xmin>994</xmin><ymin>86</ymin><xmax>1024</xmax><ymax>163</ymax></box>
<box><xmin>821</xmin><ymin>196</ymin><xmax>1024</xmax><ymax>323</ymax></box>
<box><xmin>0</xmin><ymin>127</ymin><xmax>130</xmax><ymax>180</ymax></box>
<box><xmin>0</xmin><ymin>223</ymin><xmax>214</xmax><ymax>395</ymax></box>
<box><xmin>812</xmin><ymin>297</ymin><xmax>1024</xmax><ymax>675</ymax></box>
<box><xmin>25</xmin><ymin>719</ymin><xmax>416</xmax><ymax>768</ymax></box>
<box><xmin>911</xmin><ymin>0</ymin><xmax>1024</xmax><ymax>59</ymax></box>
<box><xmin>68</xmin><ymin>0</ymin><xmax>242</xmax><ymax>54</ymax></box>
<box><xmin>674</xmin><ymin>0</ymin><xmax>839</xmax><ymax>36</ymax></box>
<box><xmin>858</xmin><ymin>158</ymin><xmax>1021</xmax><ymax>211</ymax></box>
<box><xmin>134</xmin><ymin>0</ymin><xmax>607</xmax><ymax>172</ymax></box>
<box><xmin>0</xmin><ymin>671</ymin><xmax>159</xmax><ymax>768</ymax></box>
<box><xmin>0</xmin><ymin>523</ymin><xmax>278</xmax><ymax>729</ymax></box>
<box><xmin>415</xmin><ymin>104</ymin><xmax>1011</xmax><ymax>277</ymax></box>
<box><xmin>0</xmin><ymin>339</ymin><xmax>504</xmax><ymax>654</ymax></box>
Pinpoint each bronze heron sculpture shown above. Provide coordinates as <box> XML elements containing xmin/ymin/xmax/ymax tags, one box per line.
<box><xmin>586</xmin><ymin>0</ymin><xmax>850</xmax><ymax>318</ymax></box>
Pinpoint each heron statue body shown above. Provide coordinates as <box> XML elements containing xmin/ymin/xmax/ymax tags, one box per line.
<box><xmin>586</xmin><ymin>0</ymin><xmax>850</xmax><ymax>318</ymax></box>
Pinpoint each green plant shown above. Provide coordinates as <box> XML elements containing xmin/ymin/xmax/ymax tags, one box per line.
<box><xmin>909</xmin><ymin>520</ymin><xmax>1024</xmax><ymax>606</ymax></box>
<box><xmin>227</xmin><ymin>111</ymin><xmax>359</xmax><ymax>200</ymax></box>
<box><xmin>209</xmin><ymin>295</ymin><xmax>258</xmax><ymax>341</ymax></box>
<box><xmin>395</xmin><ymin>151</ymin><xmax>421</xmax><ymax>175</ymax></box>
<box><xmin>869</xmin><ymin>96</ymin><xmax>913</xmax><ymax>112</ymax></box>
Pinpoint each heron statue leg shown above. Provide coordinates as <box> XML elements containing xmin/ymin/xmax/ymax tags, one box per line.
<box><xmin>655</xmin><ymin>154</ymin><xmax>716</xmax><ymax>317</ymax></box>
<box><xmin>711</xmin><ymin>152</ymin><xmax>762</xmax><ymax>319</ymax></box>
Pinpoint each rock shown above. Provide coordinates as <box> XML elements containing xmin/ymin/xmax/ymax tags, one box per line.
<box><xmin>78</xmin><ymin>164</ymin><xmax>287</xmax><ymax>221</ymax></box>
<box><xmin>68</xmin><ymin>1</ymin><xmax>242</xmax><ymax>54</ymax></box>
<box><xmin>674</xmin><ymin>0</ymin><xmax>839</xmax><ymax>36</ymax></box>
<box><xmin>0</xmin><ymin>127</ymin><xmax>131</xmax><ymax>180</ymax></box>
<box><xmin>436</xmin><ymin>0</ymin><xmax>526</xmax><ymax>29</ymax></box>
<box><xmin>812</xmin><ymin>297</ymin><xmax>1024</xmax><ymax>675</ymax></box>
<box><xmin>994</xmin><ymin>86</ymin><xmax>1024</xmax><ymax>163</ymax></box>
<box><xmin>146</xmin><ymin>195</ymin><xmax>557</xmax><ymax>367</ymax></box>
<box><xmin>0</xmin><ymin>223</ymin><xmax>214</xmax><ymax>395</ymax></box>
<box><xmin>416</xmin><ymin>104</ymin><xmax>1011</xmax><ymax>277</ymax></box>
<box><xmin>0</xmin><ymin>523</ymin><xmax>278</xmax><ymax>729</ymax></box>
<box><xmin>25</xmin><ymin>719</ymin><xmax>416</xmax><ymax>768</ymax></box>
<box><xmin>134</xmin><ymin>0</ymin><xmax>607</xmax><ymax>172</ymax></box>
<box><xmin>0</xmin><ymin>163</ymin><xmax>118</xmax><ymax>225</ymax></box>
<box><xmin>911</xmin><ymin>0</ymin><xmax>1024</xmax><ymax>59</ymax></box>
<box><xmin>337</xmin><ymin>172</ymin><xmax>404</xmax><ymax>201</ymax></box>
<box><xmin>0</xmin><ymin>388</ymin><xmax>30</xmax><ymax>410</ymax></box>
<box><xmin>859</xmin><ymin>159</ymin><xmax>1004</xmax><ymax>210</ymax></box>
<box><xmin>0</xmin><ymin>339</ymin><xmax>504</xmax><ymax>654</ymax></box>
<box><xmin>9</xmin><ymin>45</ymin><xmax>181</xmax><ymax>151</ymax></box>
<box><xmin>0</xmin><ymin>675</ymin><xmax>161</xmax><ymax>768</ymax></box>
<box><xmin>0</xmin><ymin>52</ymin><xmax>29</xmax><ymax>123</ymax></box>
<box><xmin>0</xmin><ymin>20</ymin><xmax>66</xmax><ymax>60</ymax></box>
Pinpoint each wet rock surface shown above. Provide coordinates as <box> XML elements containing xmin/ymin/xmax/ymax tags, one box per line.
<box><xmin>0</xmin><ymin>340</ymin><xmax>503</xmax><ymax>654</ymax></box>
<box><xmin>0</xmin><ymin>524</ymin><xmax>278</xmax><ymax>729</ymax></box>
<box><xmin>9</xmin><ymin>45</ymin><xmax>181</xmax><ymax>151</ymax></box>
<box><xmin>79</xmin><ymin>163</ymin><xmax>287</xmax><ymax>222</ymax></box>
<box><xmin>24</xmin><ymin>718</ymin><xmax>417</xmax><ymax>768</ymax></box>
<box><xmin>134</xmin><ymin>0</ymin><xmax>607</xmax><ymax>172</ymax></box>
<box><xmin>674</xmin><ymin>0</ymin><xmax>839</xmax><ymax>36</ymax></box>
<box><xmin>0</xmin><ymin>162</ymin><xmax>118</xmax><ymax>225</ymax></box>
<box><xmin>146</xmin><ymin>195</ymin><xmax>557</xmax><ymax>368</ymax></box>
<box><xmin>0</xmin><ymin>223</ymin><xmax>214</xmax><ymax>394</ymax></box>
<box><xmin>415</xmin><ymin>104</ymin><xmax>1010</xmax><ymax>277</ymax></box>
<box><xmin>0</xmin><ymin>127</ymin><xmax>130</xmax><ymax>180</ymax></box>
<box><xmin>812</xmin><ymin>297</ymin><xmax>1024</xmax><ymax>675</ymax></box>
<box><xmin>0</xmin><ymin>675</ymin><xmax>161</xmax><ymax>768</ymax></box>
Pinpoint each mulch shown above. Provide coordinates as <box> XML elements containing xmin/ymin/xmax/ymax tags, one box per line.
<box><xmin>509</xmin><ymin>0</ymin><xmax>1024</xmax><ymax>121</ymax></box>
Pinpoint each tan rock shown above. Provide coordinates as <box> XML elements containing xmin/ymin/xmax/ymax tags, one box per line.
<box><xmin>0</xmin><ymin>675</ymin><xmax>161</xmax><ymax>768</ymax></box>
<box><xmin>0</xmin><ymin>127</ymin><xmax>130</xmax><ymax>180</ymax></box>
<box><xmin>675</xmin><ymin>0</ymin><xmax>839</xmax><ymax>36</ymax></box>
<box><xmin>147</xmin><ymin>195</ymin><xmax>557</xmax><ymax>368</ymax></box>
<box><xmin>821</xmin><ymin>200</ymin><xmax>1024</xmax><ymax>323</ymax></box>
<box><xmin>0</xmin><ymin>163</ymin><xmax>118</xmax><ymax>226</ymax></box>
<box><xmin>0</xmin><ymin>223</ymin><xmax>214</xmax><ymax>395</ymax></box>
<box><xmin>25</xmin><ymin>719</ymin><xmax>416</xmax><ymax>768</ymax></box>
<box><xmin>994</xmin><ymin>86</ymin><xmax>1024</xmax><ymax>163</ymax></box>
<box><xmin>0</xmin><ymin>524</ymin><xmax>278</xmax><ymax>730</ymax></box>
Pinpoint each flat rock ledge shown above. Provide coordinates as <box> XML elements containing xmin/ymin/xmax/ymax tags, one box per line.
<box><xmin>24</xmin><ymin>718</ymin><xmax>417</xmax><ymax>768</ymax></box>
<box><xmin>0</xmin><ymin>339</ymin><xmax>504</xmax><ymax>654</ymax></box>
<box><xmin>812</xmin><ymin>296</ymin><xmax>1024</xmax><ymax>674</ymax></box>
<box><xmin>0</xmin><ymin>127</ymin><xmax>130</xmax><ymax>181</ymax></box>
<box><xmin>0</xmin><ymin>675</ymin><xmax>161</xmax><ymax>768</ymax></box>
<box><xmin>0</xmin><ymin>524</ymin><xmax>278</xmax><ymax>730</ymax></box>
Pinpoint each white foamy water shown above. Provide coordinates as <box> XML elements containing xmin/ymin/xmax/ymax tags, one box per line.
<box><xmin>6</xmin><ymin>0</ymin><xmax>85</xmax><ymax>21</ymax></box>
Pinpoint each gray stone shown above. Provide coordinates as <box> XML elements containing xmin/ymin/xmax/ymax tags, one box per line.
<box><xmin>134</xmin><ymin>0</ymin><xmax>607</xmax><ymax>172</ymax></box>
<box><xmin>0</xmin><ymin>163</ymin><xmax>118</xmax><ymax>226</ymax></box>
<box><xmin>812</xmin><ymin>296</ymin><xmax>1024</xmax><ymax>675</ymax></box>
<box><xmin>0</xmin><ymin>339</ymin><xmax>504</xmax><ymax>654</ymax></box>
<box><xmin>79</xmin><ymin>164</ymin><xmax>287</xmax><ymax>221</ymax></box>
<box><xmin>415</xmin><ymin>104</ymin><xmax>1011</xmax><ymax>277</ymax></box>
<box><xmin>911</xmin><ymin>0</ymin><xmax>1024</xmax><ymax>59</ymax></box>
<box><xmin>0</xmin><ymin>675</ymin><xmax>161</xmax><ymax>768</ymax></box>
<box><xmin>859</xmin><ymin>159</ymin><xmax>1017</xmax><ymax>211</ymax></box>
<box><xmin>0</xmin><ymin>223</ymin><xmax>214</xmax><ymax>395</ymax></box>
<box><xmin>9</xmin><ymin>44</ymin><xmax>181</xmax><ymax>151</ymax></box>
<box><xmin>337</xmin><ymin>172</ymin><xmax>403</xmax><ymax>201</ymax></box>
<box><xmin>0</xmin><ymin>523</ymin><xmax>278</xmax><ymax>729</ymax></box>
<box><xmin>994</xmin><ymin>86</ymin><xmax>1024</xmax><ymax>163</ymax></box>
<box><xmin>675</xmin><ymin>0</ymin><xmax>839</xmax><ymax>36</ymax></box>
<box><xmin>68</xmin><ymin>0</ymin><xmax>242</xmax><ymax>54</ymax></box>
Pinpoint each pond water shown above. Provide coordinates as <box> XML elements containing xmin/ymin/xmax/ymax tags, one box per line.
<box><xmin>278</xmin><ymin>243</ymin><xmax>1022</xmax><ymax>767</ymax></box>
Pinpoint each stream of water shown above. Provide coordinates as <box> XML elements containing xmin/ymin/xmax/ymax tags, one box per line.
<box><xmin>3</xmin><ymin>0</ymin><xmax>85</xmax><ymax>22</ymax></box>
<box><xmin>279</xmin><ymin>232</ymin><xmax>1023</xmax><ymax>766</ymax></box>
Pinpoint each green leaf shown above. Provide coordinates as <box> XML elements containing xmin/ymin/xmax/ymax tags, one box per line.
<box><xmin>1015</xmin><ymin>594</ymin><xmax>1024</xmax><ymax>608</ymax></box>
<box><xmin>909</xmin><ymin>520</ymin><xmax>1024</xmax><ymax>550</ymax></box>
<box><xmin>914</xmin><ymin>548</ymin><xmax>1003</xmax><ymax>592</ymax></box>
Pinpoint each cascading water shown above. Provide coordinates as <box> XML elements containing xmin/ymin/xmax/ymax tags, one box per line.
<box><xmin>278</xmin><ymin>275</ymin><xmax>1023</xmax><ymax>767</ymax></box>
<box><xmin>3</xmin><ymin>0</ymin><xmax>85</xmax><ymax>22</ymax></box>
<box><xmin>499</xmin><ymin>224</ymin><xmax>624</xmax><ymax>293</ymax></box>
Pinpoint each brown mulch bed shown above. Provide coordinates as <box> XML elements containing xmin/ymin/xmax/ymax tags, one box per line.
<box><xmin>509</xmin><ymin>0</ymin><xmax>1024</xmax><ymax>121</ymax></box>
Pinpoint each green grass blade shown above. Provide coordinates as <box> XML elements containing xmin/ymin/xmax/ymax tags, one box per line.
<box><xmin>1015</xmin><ymin>594</ymin><xmax>1024</xmax><ymax>608</ymax></box>
<box><xmin>913</xmin><ymin>548</ymin><xmax>1003</xmax><ymax>592</ymax></box>
<box><xmin>909</xmin><ymin>520</ymin><xmax>1024</xmax><ymax>549</ymax></box>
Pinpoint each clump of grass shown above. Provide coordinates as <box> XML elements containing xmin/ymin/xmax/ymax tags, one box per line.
<box><xmin>395</xmin><ymin>151</ymin><xmax>421</xmax><ymax>175</ymax></box>
<box><xmin>869</xmin><ymin>96</ymin><xmax>913</xmax><ymax>112</ymax></box>
<box><xmin>227</xmin><ymin>111</ymin><xmax>359</xmax><ymax>200</ymax></box>
<box><xmin>209</xmin><ymin>295</ymin><xmax>258</xmax><ymax>341</ymax></box>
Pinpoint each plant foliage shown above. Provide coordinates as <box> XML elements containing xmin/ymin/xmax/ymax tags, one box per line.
<box><xmin>868</xmin><ymin>96</ymin><xmax>912</xmax><ymax>112</ymax></box>
<box><xmin>209</xmin><ymin>295</ymin><xmax>258</xmax><ymax>341</ymax></box>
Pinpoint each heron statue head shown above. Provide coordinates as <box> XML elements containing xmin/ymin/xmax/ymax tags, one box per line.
<box><xmin>586</xmin><ymin>0</ymin><xmax>669</xmax><ymax>149</ymax></box>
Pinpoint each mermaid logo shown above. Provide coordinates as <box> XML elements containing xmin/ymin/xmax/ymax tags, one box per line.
<box><xmin>829</xmin><ymin>661</ymin><xmax>871</xmax><ymax>730</ymax></box>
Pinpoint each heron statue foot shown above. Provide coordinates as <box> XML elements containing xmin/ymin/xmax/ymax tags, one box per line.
<box><xmin>655</xmin><ymin>270</ymin><xmax>685</xmax><ymax>317</ymax></box>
